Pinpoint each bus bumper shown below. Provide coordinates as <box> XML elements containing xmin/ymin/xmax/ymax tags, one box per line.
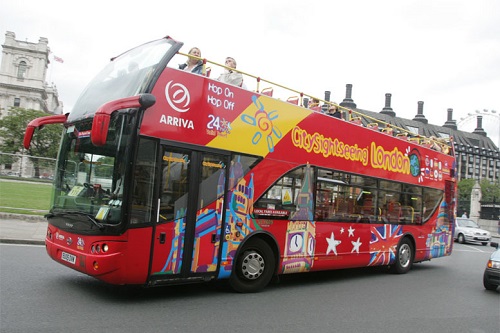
<box><xmin>45</xmin><ymin>235</ymin><xmax>127</xmax><ymax>285</ymax></box>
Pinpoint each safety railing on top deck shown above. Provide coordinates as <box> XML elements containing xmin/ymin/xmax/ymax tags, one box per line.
<box><xmin>177</xmin><ymin>52</ymin><xmax>454</xmax><ymax>156</ymax></box>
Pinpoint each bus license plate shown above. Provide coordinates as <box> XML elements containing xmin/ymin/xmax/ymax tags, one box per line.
<box><xmin>61</xmin><ymin>251</ymin><xmax>76</xmax><ymax>265</ymax></box>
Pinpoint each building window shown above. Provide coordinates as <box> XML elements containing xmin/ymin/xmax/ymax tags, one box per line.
<box><xmin>14</xmin><ymin>98</ymin><xmax>20</xmax><ymax>107</ymax></box>
<box><xmin>17</xmin><ymin>61</ymin><xmax>27</xmax><ymax>79</ymax></box>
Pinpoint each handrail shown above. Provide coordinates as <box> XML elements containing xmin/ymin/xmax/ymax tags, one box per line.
<box><xmin>177</xmin><ymin>52</ymin><xmax>453</xmax><ymax>154</ymax></box>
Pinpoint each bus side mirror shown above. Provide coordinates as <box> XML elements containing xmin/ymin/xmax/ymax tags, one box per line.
<box><xmin>24</xmin><ymin>114</ymin><xmax>68</xmax><ymax>149</ymax></box>
<box><xmin>91</xmin><ymin>94</ymin><xmax>156</xmax><ymax>146</ymax></box>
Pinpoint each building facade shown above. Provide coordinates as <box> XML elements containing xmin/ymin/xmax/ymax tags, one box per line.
<box><xmin>0</xmin><ymin>31</ymin><xmax>62</xmax><ymax>177</ymax></box>
<box><xmin>0</xmin><ymin>31</ymin><xmax>61</xmax><ymax>118</ymax></box>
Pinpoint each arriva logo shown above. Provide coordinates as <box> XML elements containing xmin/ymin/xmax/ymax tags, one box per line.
<box><xmin>165</xmin><ymin>80</ymin><xmax>190</xmax><ymax>113</ymax></box>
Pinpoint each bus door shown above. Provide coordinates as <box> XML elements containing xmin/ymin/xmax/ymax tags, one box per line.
<box><xmin>149</xmin><ymin>146</ymin><xmax>229</xmax><ymax>282</ymax></box>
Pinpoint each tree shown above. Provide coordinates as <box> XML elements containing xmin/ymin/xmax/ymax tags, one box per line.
<box><xmin>0</xmin><ymin>107</ymin><xmax>63</xmax><ymax>177</ymax></box>
<box><xmin>457</xmin><ymin>178</ymin><xmax>475</xmax><ymax>201</ymax></box>
<box><xmin>480</xmin><ymin>178</ymin><xmax>500</xmax><ymax>202</ymax></box>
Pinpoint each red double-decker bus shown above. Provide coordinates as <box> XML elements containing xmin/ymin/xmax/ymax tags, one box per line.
<box><xmin>24</xmin><ymin>36</ymin><xmax>456</xmax><ymax>292</ymax></box>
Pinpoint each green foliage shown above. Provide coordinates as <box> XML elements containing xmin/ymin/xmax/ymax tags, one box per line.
<box><xmin>458</xmin><ymin>178</ymin><xmax>500</xmax><ymax>202</ymax></box>
<box><xmin>0</xmin><ymin>107</ymin><xmax>63</xmax><ymax>159</ymax></box>
<box><xmin>457</xmin><ymin>178</ymin><xmax>475</xmax><ymax>200</ymax></box>
<box><xmin>480</xmin><ymin>178</ymin><xmax>500</xmax><ymax>202</ymax></box>
<box><xmin>0</xmin><ymin>107</ymin><xmax>63</xmax><ymax>177</ymax></box>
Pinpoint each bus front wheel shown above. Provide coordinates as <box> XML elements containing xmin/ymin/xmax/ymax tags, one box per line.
<box><xmin>390</xmin><ymin>238</ymin><xmax>413</xmax><ymax>274</ymax></box>
<box><xmin>229</xmin><ymin>238</ymin><xmax>275</xmax><ymax>293</ymax></box>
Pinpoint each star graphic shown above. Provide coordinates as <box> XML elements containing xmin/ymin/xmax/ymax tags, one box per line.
<box><xmin>351</xmin><ymin>237</ymin><xmax>362</xmax><ymax>253</ymax></box>
<box><xmin>348</xmin><ymin>226</ymin><xmax>355</xmax><ymax>237</ymax></box>
<box><xmin>326</xmin><ymin>232</ymin><xmax>342</xmax><ymax>255</ymax></box>
<box><xmin>340</xmin><ymin>227</ymin><xmax>345</xmax><ymax>234</ymax></box>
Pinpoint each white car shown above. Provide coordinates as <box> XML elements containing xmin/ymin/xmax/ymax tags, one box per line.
<box><xmin>454</xmin><ymin>217</ymin><xmax>491</xmax><ymax>246</ymax></box>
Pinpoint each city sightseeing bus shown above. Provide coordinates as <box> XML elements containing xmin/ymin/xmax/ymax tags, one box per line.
<box><xmin>24</xmin><ymin>36</ymin><xmax>456</xmax><ymax>292</ymax></box>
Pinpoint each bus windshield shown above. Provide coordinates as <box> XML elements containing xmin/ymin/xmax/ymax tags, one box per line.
<box><xmin>52</xmin><ymin>114</ymin><xmax>132</xmax><ymax>226</ymax></box>
<box><xmin>68</xmin><ymin>38</ymin><xmax>175</xmax><ymax>122</ymax></box>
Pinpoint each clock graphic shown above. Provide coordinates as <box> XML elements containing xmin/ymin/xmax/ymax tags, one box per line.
<box><xmin>307</xmin><ymin>237</ymin><xmax>315</xmax><ymax>256</ymax></box>
<box><xmin>289</xmin><ymin>233</ymin><xmax>303</xmax><ymax>253</ymax></box>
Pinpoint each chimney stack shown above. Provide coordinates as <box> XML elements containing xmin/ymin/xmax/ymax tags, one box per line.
<box><xmin>412</xmin><ymin>101</ymin><xmax>428</xmax><ymax>124</ymax></box>
<box><xmin>324</xmin><ymin>91</ymin><xmax>331</xmax><ymax>102</ymax></box>
<box><xmin>340</xmin><ymin>84</ymin><xmax>357</xmax><ymax>109</ymax></box>
<box><xmin>443</xmin><ymin>108</ymin><xmax>457</xmax><ymax>130</ymax></box>
<box><xmin>473</xmin><ymin>115</ymin><xmax>487</xmax><ymax>136</ymax></box>
<box><xmin>380</xmin><ymin>93</ymin><xmax>395</xmax><ymax>117</ymax></box>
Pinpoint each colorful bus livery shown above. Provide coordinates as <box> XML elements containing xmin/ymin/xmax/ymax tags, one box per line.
<box><xmin>24</xmin><ymin>36</ymin><xmax>456</xmax><ymax>292</ymax></box>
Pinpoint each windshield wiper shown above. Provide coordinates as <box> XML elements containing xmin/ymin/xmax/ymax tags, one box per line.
<box><xmin>46</xmin><ymin>211</ymin><xmax>105</xmax><ymax>230</ymax></box>
<box><xmin>84</xmin><ymin>213</ymin><xmax>105</xmax><ymax>230</ymax></box>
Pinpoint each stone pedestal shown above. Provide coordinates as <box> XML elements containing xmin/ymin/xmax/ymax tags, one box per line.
<box><xmin>470</xmin><ymin>181</ymin><xmax>482</xmax><ymax>222</ymax></box>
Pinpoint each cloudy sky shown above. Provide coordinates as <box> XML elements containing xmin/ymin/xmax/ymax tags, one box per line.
<box><xmin>2</xmin><ymin>0</ymin><xmax>499</xmax><ymax>145</ymax></box>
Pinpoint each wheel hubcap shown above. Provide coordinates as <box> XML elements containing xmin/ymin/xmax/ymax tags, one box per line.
<box><xmin>241</xmin><ymin>251</ymin><xmax>265</xmax><ymax>280</ymax></box>
<box><xmin>399</xmin><ymin>244</ymin><xmax>411</xmax><ymax>268</ymax></box>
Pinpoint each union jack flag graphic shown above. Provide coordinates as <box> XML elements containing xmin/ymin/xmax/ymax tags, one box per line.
<box><xmin>369</xmin><ymin>224</ymin><xmax>403</xmax><ymax>266</ymax></box>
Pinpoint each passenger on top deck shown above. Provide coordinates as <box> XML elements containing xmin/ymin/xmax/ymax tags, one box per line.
<box><xmin>217</xmin><ymin>57</ymin><xmax>246</xmax><ymax>88</ymax></box>
<box><xmin>308</xmin><ymin>98</ymin><xmax>320</xmax><ymax>108</ymax></box>
<box><xmin>179</xmin><ymin>47</ymin><xmax>203</xmax><ymax>74</ymax></box>
<box><xmin>327</xmin><ymin>104</ymin><xmax>342</xmax><ymax>119</ymax></box>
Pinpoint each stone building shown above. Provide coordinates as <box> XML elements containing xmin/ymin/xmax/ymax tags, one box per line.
<box><xmin>0</xmin><ymin>31</ymin><xmax>62</xmax><ymax>117</ymax></box>
<box><xmin>0</xmin><ymin>31</ymin><xmax>62</xmax><ymax>177</ymax></box>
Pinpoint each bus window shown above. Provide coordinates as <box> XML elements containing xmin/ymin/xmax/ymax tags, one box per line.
<box><xmin>316</xmin><ymin>169</ymin><xmax>377</xmax><ymax>223</ymax></box>
<box><xmin>401</xmin><ymin>185</ymin><xmax>422</xmax><ymax>224</ymax></box>
<box><xmin>377</xmin><ymin>181</ymin><xmax>401</xmax><ymax>223</ymax></box>
<box><xmin>159</xmin><ymin>149</ymin><xmax>191</xmax><ymax>222</ymax></box>
<box><xmin>422</xmin><ymin>188</ymin><xmax>444</xmax><ymax>222</ymax></box>
<box><xmin>130</xmin><ymin>138</ymin><xmax>157</xmax><ymax>224</ymax></box>
<box><xmin>228</xmin><ymin>154</ymin><xmax>260</xmax><ymax>189</ymax></box>
<box><xmin>198</xmin><ymin>153</ymin><xmax>227</xmax><ymax>209</ymax></box>
<box><xmin>254</xmin><ymin>166</ymin><xmax>309</xmax><ymax>219</ymax></box>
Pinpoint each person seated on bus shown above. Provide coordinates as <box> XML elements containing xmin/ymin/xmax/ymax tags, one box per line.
<box><xmin>217</xmin><ymin>57</ymin><xmax>246</xmax><ymax>88</ymax></box>
<box><xmin>308</xmin><ymin>98</ymin><xmax>320</xmax><ymax>110</ymax></box>
<box><xmin>327</xmin><ymin>104</ymin><xmax>342</xmax><ymax>119</ymax></box>
<box><xmin>179</xmin><ymin>47</ymin><xmax>203</xmax><ymax>74</ymax></box>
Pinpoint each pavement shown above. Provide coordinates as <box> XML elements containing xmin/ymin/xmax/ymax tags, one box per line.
<box><xmin>0</xmin><ymin>213</ymin><xmax>47</xmax><ymax>245</ymax></box>
<box><xmin>0</xmin><ymin>213</ymin><xmax>499</xmax><ymax>246</ymax></box>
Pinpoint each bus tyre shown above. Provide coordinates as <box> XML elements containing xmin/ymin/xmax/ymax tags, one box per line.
<box><xmin>229</xmin><ymin>238</ymin><xmax>275</xmax><ymax>293</ymax></box>
<box><xmin>390</xmin><ymin>238</ymin><xmax>413</xmax><ymax>274</ymax></box>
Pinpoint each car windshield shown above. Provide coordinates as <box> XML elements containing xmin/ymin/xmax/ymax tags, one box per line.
<box><xmin>457</xmin><ymin>219</ymin><xmax>480</xmax><ymax>228</ymax></box>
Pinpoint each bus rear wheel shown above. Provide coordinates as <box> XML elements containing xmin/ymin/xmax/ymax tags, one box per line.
<box><xmin>229</xmin><ymin>238</ymin><xmax>275</xmax><ymax>293</ymax></box>
<box><xmin>390</xmin><ymin>238</ymin><xmax>413</xmax><ymax>274</ymax></box>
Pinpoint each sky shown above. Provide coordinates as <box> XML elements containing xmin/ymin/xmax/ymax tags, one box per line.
<box><xmin>1</xmin><ymin>0</ymin><xmax>499</xmax><ymax>146</ymax></box>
